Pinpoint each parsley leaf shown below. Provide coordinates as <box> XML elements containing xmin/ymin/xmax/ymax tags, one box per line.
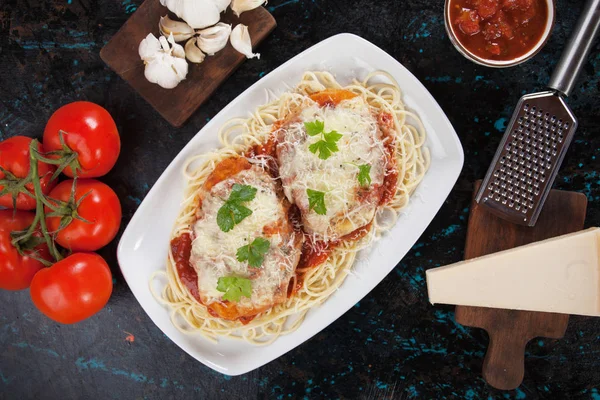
<box><xmin>304</xmin><ymin>120</ymin><xmax>325</xmax><ymax>136</ymax></box>
<box><xmin>227</xmin><ymin>202</ymin><xmax>253</xmax><ymax>224</ymax></box>
<box><xmin>308</xmin><ymin>140</ymin><xmax>333</xmax><ymax>160</ymax></box>
<box><xmin>307</xmin><ymin>189</ymin><xmax>327</xmax><ymax>215</ymax></box>
<box><xmin>357</xmin><ymin>164</ymin><xmax>372</xmax><ymax>187</ymax></box>
<box><xmin>308</xmin><ymin>131</ymin><xmax>343</xmax><ymax>160</ymax></box>
<box><xmin>304</xmin><ymin>120</ymin><xmax>343</xmax><ymax>160</ymax></box>
<box><xmin>216</xmin><ymin>184</ymin><xmax>257</xmax><ymax>232</ymax></box>
<box><xmin>216</xmin><ymin>205</ymin><xmax>236</xmax><ymax>232</ymax></box>
<box><xmin>236</xmin><ymin>237</ymin><xmax>271</xmax><ymax>268</ymax></box>
<box><xmin>216</xmin><ymin>276</ymin><xmax>252</xmax><ymax>302</ymax></box>
<box><xmin>228</xmin><ymin>184</ymin><xmax>257</xmax><ymax>202</ymax></box>
<box><xmin>324</xmin><ymin>130</ymin><xmax>343</xmax><ymax>143</ymax></box>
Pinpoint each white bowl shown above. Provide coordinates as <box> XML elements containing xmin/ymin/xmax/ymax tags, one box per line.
<box><xmin>444</xmin><ymin>0</ymin><xmax>556</xmax><ymax>68</ymax></box>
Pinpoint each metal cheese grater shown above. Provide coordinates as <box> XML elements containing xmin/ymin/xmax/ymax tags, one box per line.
<box><xmin>476</xmin><ymin>0</ymin><xmax>600</xmax><ymax>226</ymax></box>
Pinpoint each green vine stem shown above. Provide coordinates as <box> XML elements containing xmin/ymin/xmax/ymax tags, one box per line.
<box><xmin>27</xmin><ymin>139</ymin><xmax>62</xmax><ymax>262</ymax></box>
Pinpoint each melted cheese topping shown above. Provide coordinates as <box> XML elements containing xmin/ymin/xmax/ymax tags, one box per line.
<box><xmin>190</xmin><ymin>166</ymin><xmax>302</xmax><ymax>315</ymax></box>
<box><xmin>276</xmin><ymin>97</ymin><xmax>387</xmax><ymax>240</ymax></box>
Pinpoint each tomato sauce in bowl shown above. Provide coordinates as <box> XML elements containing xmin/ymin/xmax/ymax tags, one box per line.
<box><xmin>445</xmin><ymin>0</ymin><xmax>554</xmax><ymax>66</ymax></box>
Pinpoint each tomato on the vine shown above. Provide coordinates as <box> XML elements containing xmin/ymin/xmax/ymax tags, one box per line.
<box><xmin>0</xmin><ymin>136</ymin><xmax>57</xmax><ymax>210</ymax></box>
<box><xmin>43</xmin><ymin>101</ymin><xmax>121</xmax><ymax>178</ymax></box>
<box><xmin>0</xmin><ymin>210</ymin><xmax>50</xmax><ymax>290</ymax></box>
<box><xmin>45</xmin><ymin>179</ymin><xmax>122</xmax><ymax>252</ymax></box>
<box><xmin>30</xmin><ymin>252</ymin><xmax>112</xmax><ymax>324</ymax></box>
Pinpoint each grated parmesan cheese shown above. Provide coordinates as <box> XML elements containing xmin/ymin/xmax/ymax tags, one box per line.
<box><xmin>190</xmin><ymin>166</ymin><xmax>302</xmax><ymax>311</ymax></box>
<box><xmin>277</xmin><ymin>97</ymin><xmax>387</xmax><ymax>241</ymax></box>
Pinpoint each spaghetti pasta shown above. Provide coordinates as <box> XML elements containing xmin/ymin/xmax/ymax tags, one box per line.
<box><xmin>150</xmin><ymin>70</ymin><xmax>430</xmax><ymax>345</ymax></box>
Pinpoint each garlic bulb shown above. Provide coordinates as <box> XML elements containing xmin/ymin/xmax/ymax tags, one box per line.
<box><xmin>197</xmin><ymin>23</ymin><xmax>231</xmax><ymax>55</ymax></box>
<box><xmin>159</xmin><ymin>0</ymin><xmax>220</xmax><ymax>29</ymax></box>
<box><xmin>231</xmin><ymin>0</ymin><xmax>266</xmax><ymax>17</ymax></box>
<box><xmin>213</xmin><ymin>0</ymin><xmax>231</xmax><ymax>12</ymax></box>
<box><xmin>158</xmin><ymin>15</ymin><xmax>194</xmax><ymax>42</ymax></box>
<box><xmin>139</xmin><ymin>33</ymin><xmax>188</xmax><ymax>89</ymax></box>
<box><xmin>230</xmin><ymin>24</ymin><xmax>259</xmax><ymax>59</ymax></box>
<box><xmin>185</xmin><ymin>37</ymin><xmax>206</xmax><ymax>64</ymax></box>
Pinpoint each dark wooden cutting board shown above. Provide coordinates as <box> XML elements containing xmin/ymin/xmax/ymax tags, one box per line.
<box><xmin>100</xmin><ymin>0</ymin><xmax>276</xmax><ymax>127</ymax></box>
<box><xmin>455</xmin><ymin>181</ymin><xmax>587</xmax><ymax>390</ymax></box>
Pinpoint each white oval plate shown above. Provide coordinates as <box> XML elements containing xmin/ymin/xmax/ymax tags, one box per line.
<box><xmin>117</xmin><ymin>33</ymin><xmax>464</xmax><ymax>376</ymax></box>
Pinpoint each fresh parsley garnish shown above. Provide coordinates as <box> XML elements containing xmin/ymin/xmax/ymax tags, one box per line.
<box><xmin>304</xmin><ymin>120</ymin><xmax>342</xmax><ymax>160</ymax></box>
<box><xmin>357</xmin><ymin>164</ymin><xmax>372</xmax><ymax>187</ymax></box>
<box><xmin>236</xmin><ymin>237</ymin><xmax>271</xmax><ymax>268</ymax></box>
<box><xmin>216</xmin><ymin>184</ymin><xmax>257</xmax><ymax>232</ymax></box>
<box><xmin>304</xmin><ymin>120</ymin><xmax>325</xmax><ymax>136</ymax></box>
<box><xmin>307</xmin><ymin>189</ymin><xmax>327</xmax><ymax>215</ymax></box>
<box><xmin>228</xmin><ymin>184</ymin><xmax>257</xmax><ymax>202</ymax></box>
<box><xmin>216</xmin><ymin>276</ymin><xmax>252</xmax><ymax>302</ymax></box>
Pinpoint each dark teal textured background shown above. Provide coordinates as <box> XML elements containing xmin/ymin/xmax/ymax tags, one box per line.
<box><xmin>1</xmin><ymin>0</ymin><xmax>600</xmax><ymax>398</ymax></box>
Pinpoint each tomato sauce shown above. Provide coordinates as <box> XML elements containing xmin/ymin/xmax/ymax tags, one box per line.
<box><xmin>378</xmin><ymin>112</ymin><xmax>399</xmax><ymax>206</ymax></box>
<box><xmin>289</xmin><ymin>223</ymin><xmax>372</xmax><ymax>296</ymax></box>
<box><xmin>170</xmin><ymin>233</ymin><xmax>201</xmax><ymax>303</ymax></box>
<box><xmin>202</xmin><ymin>157</ymin><xmax>251</xmax><ymax>192</ymax></box>
<box><xmin>252</xmin><ymin>135</ymin><xmax>278</xmax><ymax>158</ymax></box>
<box><xmin>449</xmin><ymin>0</ymin><xmax>548</xmax><ymax>60</ymax></box>
<box><xmin>297</xmin><ymin>236</ymin><xmax>332</xmax><ymax>270</ymax></box>
<box><xmin>171</xmin><ymin>233</ymin><xmax>262</xmax><ymax>325</ymax></box>
<box><xmin>207</xmin><ymin>302</ymin><xmax>259</xmax><ymax>325</ymax></box>
<box><xmin>309</xmin><ymin>89</ymin><xmax>358</xmax><ymax>107</ymax></box>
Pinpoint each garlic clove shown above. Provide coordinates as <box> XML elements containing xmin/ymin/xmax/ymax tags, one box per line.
<box><xmin>197</xmin><ymin>22</ymin><xmax>231</xmax><ymax>56</ymax></box>
<box><xmin>184</xmin><ymin>37</ymin><xmax>206</xmax><ymax>64</ymax></box>
<box><xmin>213</xmin><ymin>0</ymin><xmax>231</xmax><ymax>12</ymax></box>
<box><xmin>230</xmin><ymin>24</ymin><xmax>260</xmax><ymax>59</ymax></box>
<box><xmin>139</xmin><ymin>33</ymin><xmax>162</xmax><ymax>62</ymax></box>
<box><xmin>167</xmin><ymin>33</ymin><xmax>186</xmax><ymax>59</ymax></box>
<box><xmin>162</xmin><ymin>0</ymin><xmax>220</xmax><ymax>29</ymax></box>
<box><xmin>158</xmin><ymin>35</ymin><xmax>171</xmax><ymax>53</ymax></box>
<box><xmin>159</xmin><ymin>15</ymin><xmax>195</xmax><ymax>43</ymax></box>
<box><xmin>230</xmin><ymin>0</ymin><xmax>266</xmax><ymax>17</ymax></box>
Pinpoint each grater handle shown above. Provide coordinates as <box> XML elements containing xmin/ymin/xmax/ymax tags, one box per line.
<box><xmin>548</xmin><ymin>0</ymin><xmax>600</xmax><ymax>97</ymax></box>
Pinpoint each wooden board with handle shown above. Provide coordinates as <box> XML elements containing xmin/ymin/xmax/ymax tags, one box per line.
<box><xmin>100</xmin><ymin>0</ymin><xmax>276</xmax><ymax>127</ymax></box>
<box><xmin>455</xmin><ymin>181</ymin><xmax>587</xmax><ymax>390</ymax></box>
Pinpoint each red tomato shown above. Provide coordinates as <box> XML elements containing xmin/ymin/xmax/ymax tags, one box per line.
<box><xmin>43</xmin><ymin>102</ymin><xmax>121</xmax><ymax>178</ymax></box>
<box><xmin>30</xmin><ymin>252</ymin><xmax>112</xmax><ymax>324</ymax></box>
<box><xmin>0</xmin><ymin>210</ymin><xmax>50</xmax><ymax>290</ymax></box>
<box><xmin>0</xmin><ymin>136</ymin><xmax>57</xmax><ymax>210</ymax></box>
<box><xmin>45</xmin><ymin>179</ymin><xmax>121</xmax><ymax>252</ymax></box>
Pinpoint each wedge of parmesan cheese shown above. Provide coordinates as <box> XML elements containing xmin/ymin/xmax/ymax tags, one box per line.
<box><xmin>426</xmin><ymin>228</ymin><xmax>600</xmax><ymax>317</ymax></box>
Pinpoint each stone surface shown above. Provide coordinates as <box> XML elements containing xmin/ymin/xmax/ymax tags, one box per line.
<box><xmin>1</xmin><ymin>0</ymin><xmax>600</xmax><ymax>399</ymax></box>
